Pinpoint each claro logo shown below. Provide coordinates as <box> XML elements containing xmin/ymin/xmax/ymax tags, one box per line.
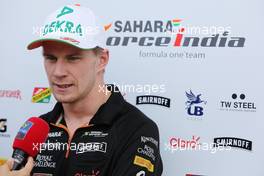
<box><xmin>104</xmin><ymin>20</ymin><xmax>245</xmax><ymax>47</ymax></box>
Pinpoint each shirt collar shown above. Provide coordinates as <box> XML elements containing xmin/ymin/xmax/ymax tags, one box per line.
<box><xmin>44</xmin><ymin>84</ymin><xmax>126</xmax><ymax>126</ymax></box>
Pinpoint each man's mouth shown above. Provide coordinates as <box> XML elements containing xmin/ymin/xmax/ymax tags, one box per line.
<box><xmin>54</xmin><ymin>84</ymin><xmax>73</xmax><ymax>89</ymax></box>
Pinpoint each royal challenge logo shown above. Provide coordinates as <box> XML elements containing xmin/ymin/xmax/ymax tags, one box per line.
<box><xmin>220</xmin><ymin>93</ymin><xmax>256</xmax><ymax>112</ymax></box>
<box><xmin>31</xmin><ymin>87</ymin><xmax>51</xmax><ymax>103</ymax></box>
<box><xmin>185</xmin><ymin>90</ymin><xmax>207</xmax><ymax>117</ymax></box>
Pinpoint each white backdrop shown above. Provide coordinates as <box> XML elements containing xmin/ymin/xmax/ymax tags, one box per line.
<box><xmin>0</xmin><ymin>0</ymin><xmax>263</xmax><ymax>175</ymax></box>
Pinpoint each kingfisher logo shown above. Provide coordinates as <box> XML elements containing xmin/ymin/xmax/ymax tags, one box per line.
<box><xmin>104</xmin><ymin>19</ymin><xmax>245</xmax><ymax>47</ymax></box>
<box><xmin>31</xmin><ymin>87</ymin><xmax>51</xmax><ymax>103</ymax></box>
<box><xmin>185</xmin><ymin>90</ymin><xmax>207</xmax><ymax>116</ymax></box>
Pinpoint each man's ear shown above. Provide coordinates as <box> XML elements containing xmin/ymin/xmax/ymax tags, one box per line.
<box><xmin>97</xmin><ymin>49</ymin><xmax>109</xmax><ymax>72</ymax></box>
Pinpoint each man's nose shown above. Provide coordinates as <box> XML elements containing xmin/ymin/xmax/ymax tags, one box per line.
<box><xmin>53</xmin><ymin>59</ymin><xmax>67</xmax><ymax>77</ymax></box>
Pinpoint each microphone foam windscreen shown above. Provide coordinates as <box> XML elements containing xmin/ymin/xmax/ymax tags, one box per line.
<box><xmin>13</xmin><ymin>117</ymin><xmax>50</xmax><ymax>157</ymax></box>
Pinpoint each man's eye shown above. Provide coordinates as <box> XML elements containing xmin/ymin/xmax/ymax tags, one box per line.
<box><xmin>67</xmin><ymin>56</ymin><xmax>82</xmax><ymax>61</ymax></box>
<box><xmin>44</xmin><ymin>56</ymin><xmax>57</xmax><ymax>61</ymax></box>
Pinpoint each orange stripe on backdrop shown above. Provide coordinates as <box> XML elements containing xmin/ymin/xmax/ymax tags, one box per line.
<box><xmin>104</xmin><ymin>23</ymin><xmax>112</xmax><ymax>31</ymax></box>
<box><xmin>0</xmin><ymin>158</ymin><xmax>7</xmax><ymax>166</ymax></box>
<box><xmin>172</xmin><ymin>19</ymin><xmax>181</xmax><ymax>23</ymax></box>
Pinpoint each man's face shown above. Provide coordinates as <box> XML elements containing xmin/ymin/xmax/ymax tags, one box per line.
<box><xmin>42</xmin><ymin>41</ymin><xmax>99</xmax><ymax>104</ymax></box>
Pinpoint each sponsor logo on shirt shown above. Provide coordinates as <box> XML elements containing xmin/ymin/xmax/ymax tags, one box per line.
<box><xmin>133</xmin><ymin>155</ymin><xmax>154</xmax><ymax>173</ymax></box>
<box><xmin>48</xmin><ymin>131</ymin><xmax>63</xmax><ymax>138</ymax></box>
<box><xmin>136</xmin><ymin>170</ymin><xmax>146</xmax><ymax>176</ymax></box>
<box><xmin>74</xmin><ymin>170</ymin><xmax>100</xmax><ymax>176</ymax></box>
<box><xmin>137</xmin><ymin>144</ymin><xmax>156</xmax><ymax>161</ymax></box>
<box><xmin>76</xmin><ymin>142</ymin><xmax>107</xmax><ymax>154</ymax></box>
<box><xmin>141</xmin><ymin>136</ymin><xmax>158</xmax><ymax>147</ymax></box>
<box><xmin>81</xmin><ymin>131</ymin><xmax>109</xmax><ymax>138</ymax></box>
<box><xmin>35</xmin><ymin>155</ymin><xmax>56</xmax><ymax>168</ymax></box>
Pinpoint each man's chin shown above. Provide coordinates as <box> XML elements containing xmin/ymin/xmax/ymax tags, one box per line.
<box><xmin>54</xmin><ymin>95</ymin><xmax>75</xmax><ymax>104</ymax></box>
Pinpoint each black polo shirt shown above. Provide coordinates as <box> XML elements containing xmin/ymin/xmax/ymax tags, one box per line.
<box><xmin>31</xmin><ymin>86</ymin><xmax>163</xmax><ymax>176</ymax></box>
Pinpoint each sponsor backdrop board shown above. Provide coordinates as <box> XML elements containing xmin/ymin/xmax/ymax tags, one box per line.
<box><xmin>0</xmin><ymin>0</ymin><xmax>263</xmax><ymax>175</ymax></box>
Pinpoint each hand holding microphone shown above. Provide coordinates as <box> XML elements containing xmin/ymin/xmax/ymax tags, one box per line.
<box><xmin>0</xmin><ymin>157</ymin><xmax>34</xmax><ymax>176</ymax></box>
<box><xmin>0</xmin><ymin>117</ymin><xmax>49</xmax><ymax>176</ymax></box>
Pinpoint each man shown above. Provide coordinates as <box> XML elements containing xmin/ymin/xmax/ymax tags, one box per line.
<box><xmin>27</xmin><ymin>4</ymin><xmax>163</xmax><ymax>176</ymax></box>
<box><xmin>0</xmin><ymin>157</ymin><xmax>34</xmax><ymax>176</ymax></box>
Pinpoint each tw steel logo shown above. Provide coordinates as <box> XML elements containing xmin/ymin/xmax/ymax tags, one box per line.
<box><xmin>105</xmin><ymin>20</ymin><xmax>245</xmax><ymax>47</ymax></box>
